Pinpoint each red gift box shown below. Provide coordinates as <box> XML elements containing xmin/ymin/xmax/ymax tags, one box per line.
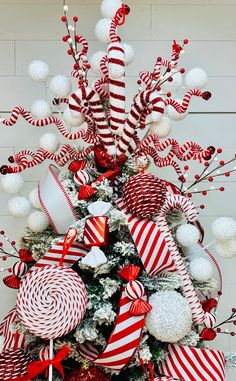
<box><xmin>83</xmin><ymin>216</ymin><xmax>109</xmax><ymax>247</ymax></box>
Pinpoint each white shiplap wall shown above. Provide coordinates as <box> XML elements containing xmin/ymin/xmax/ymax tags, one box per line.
<box><xmin>0</xmin><ymin>0</ymin><xmax>236</xmax><ymax>379</ymax></box>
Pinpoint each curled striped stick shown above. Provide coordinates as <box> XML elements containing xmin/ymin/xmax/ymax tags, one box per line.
<box><xmin>164</xmin><ymin>89</ymin><xmax>212</xmax><ymax>112</ymax></box>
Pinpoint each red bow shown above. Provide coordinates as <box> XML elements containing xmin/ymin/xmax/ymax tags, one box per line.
<box><xmin>200</xmin><ymin>328</ymin><xmax>217</xmax><ymax>341</ymax></box>
<box><xmin>201</xmin><ymin>298</ymin><xmax>217</xmax><ymax>313</ymax></box>
<box><xmin>19</xmin><ymin>249</ymin><xmax>34</xmax><ymax>263</ymax></box>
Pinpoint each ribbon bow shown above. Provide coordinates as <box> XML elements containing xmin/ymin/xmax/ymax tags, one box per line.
<box><xmin>119</xmin><ymin>265</ymin><xmax>152</xmax><ymax>316</ymax></box>
<box><xmin>200</xmin><ymin>298</ymin><xmax>218</xmax><ymax>341</ymax></box>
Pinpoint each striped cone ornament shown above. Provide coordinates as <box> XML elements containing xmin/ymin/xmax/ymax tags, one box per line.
<box><xmin>16</xmin><ymin>265</ymin><xmax>87</xmax><ymax>339</ymax></box>
<box><xmin>0</xmin><ymin>348</ymin><xmax>31</xmax><ymax>380</ymax></box>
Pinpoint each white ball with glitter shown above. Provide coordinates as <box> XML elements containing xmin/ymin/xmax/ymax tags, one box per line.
<box><xmin>31</xmin><ymin>100</ymin><xmax>51</xmax><ymax>120</ymax></box>
<box><xmin>215</xmin><ymin>239</ymin><xmax>236</xmax><ymax>258</ymax></box>
<box><xmin>95</xmin><ymin>18</ymin><xmax>111</xmax><ymax>44</ymax></box>
<box><xmin>27</xmin><ymin>211</ymin><xmax>49</xmax><ymax>233</ymax></box>
<box><xmin>90</xmin><ymin>51</ymin><xmax>106</xmax><ymax>75</ymax></box>
<box><xmin>162</xmin><ymin>72</ymin><xmax>183</xmax><ymax>93</ymax></box>
<box><xmin>1</xmin><ymin>173</ymin><xmax>24</xmax><ymax>194</ymax></box>
<box><xmin>176</xmin><ymin>224</ymin><xmax>200</xmax><ymax>247</ymax></box>
<box><xmin>189</xmin><ymin>257</ymin><xmax>213</xmax><ymax>282</ymax></box>
<box><xmin>8</xmin><ymin>197</ymin><xmax>30</xmax><ymax>218</ymax></box>
<box><xmin>149</xmin><ymin>117</ymin><xmax>172</xmax><ymax>138</ymax></box>
<box><xmin>185</xmin><ymin>68</ymin><xmax>208</xmax><ymax>90</ymax></box>
<box><xmin>166</xmin><ymin>98</ymin><xmax>188</xmax><ymax>121</ymax></box>
<box><xmin>63</xmin><ymin>106</ymin><xmax>85</xmax><ymax>127</ymax></box>
<box><xmin>29</xmin><ymin>188</ymin><xmax>42</xmax><ymax>210</ymax></box>
<box><xmin>39</xmin><ymin>133</ymin><xmax>59</xmax><ymax>153</ymax></box>
<box><xmin>122</xmin><ymin>43</ymin><xmax>135</xmax><ymax>65</ymax></box>
<box><xmin>212</xmin><ymin>217</ymin><xmax>236</xmax><ymax>241</ymax></box>
<box><xmin>28</xmin><ymin>60</ymin><xmax>49</xmax><ymax>82</ymax></box>
<box><xmin>101</xmin><ymin>0</ymin><xmax>122</xmax><ymax>18</ymax></box>
<box><xmin>49</xmin><ymin>75</ymin><xmax>72</xmax><ymax>98</ymax></box>
<box><xmin>145</xmin><ymin>291</ymin><xmax>192</xmax><ymax>342</ymax></box>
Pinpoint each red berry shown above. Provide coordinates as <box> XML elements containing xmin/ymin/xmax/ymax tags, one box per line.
<box><xmin>168</xmin><ymin>77</ymin><xmax>173</xmax><ymax>82</ymax></box>
<box><xmin>208</xmin><ymin>177</ymin><xmax>213</xmax><ymax>182</ymax></box>
<box><xmin>234</xmin><ymin>321</ymin><xmax>236</xmax><ymax>325</ymax></box>
<box><xmin>232</xmin><ymin>308</ymin><xmax>236</xmax><ymax>313</ymax></box>
<box><xmin>220</xmin><ymin>160</ymin><xmax>225</xmax><ymax>166</ymax></box>
<box><xmin>157</xmin><ymin>56</ymin><xmax>162</xmax><ymax>62</ymax></box>
<box><xmin>0</xmin><ymin>242</ymin><xmax>2</xmax><ymax>246</ymax></box>
<box><xmin>217</xmin><ymin>148</ymin><xmax>222</xmax><ymax>154</ymax></box>
<box><xmin>2</xmin><ymin>256</ymin><xmax>7</xmax><ymax>261</ymax></box>
<box><xmin>166</xmin><ymin>92</ymin><xmax>171</xmax><ymax>97</ymax></box>
<box><xmin>202</xmin><ymin>91</ymin><xmax>212</xmax><ymax>100</ymax></box>
<box><xmin>74</xmin><ymin>63</ymin><xmax>79</xmax><ymax>70</ymax></box>
<box><xmin>0</xmin><ymin>231</ymin><xmax>4</xmax><ymax>235</ymax></box>
<box><xmin>8</xmin><ymin>268</ymin><xmax>11</xmax><ymax>273</ymax></box>
<box><xmin>204</xmin><ymin>162</ymin><xmax>209</xmax><ymax>167</ymax></box>
<box><xmin>220</xmin><ymin>187</ymin><xmax>225</xmax><ymax>192</ymax></box>
<box><xmin>86</xmin><ymin>63</ymin><xmax>91</xmax><ymax>70</ymax></box>
<box><xmin>156</xmin><ymin>86</ymin><xmax>161</xmax><ymax>91</ymax></box>
<box><xmin>166</xmin><ymin>67</ymin><xmax>171</xmax><ymax>72</ymax></box>
<box><xmin>137</xmin><ymin>80</ymin><xmax>141</xmax><ymax>85</ymax></box>
<box><xmin>195</xmin><ymin>174</ymin><xmax>200</xmax><ymax>180</ymax></box>
<box><xmin>11</xmin><ymin>241</ymin><xmax>15</xmax><ymax>245</ymax></box>
<box><xmin>217</xmin><ymin>328</ymin><xmax>221</xmax><ymax>333</ymax></box>
<box><xmin>225</xmin><ymin>172</ymin><xmax>230</xmax><ymax>177</ymax></box>
<box><xmin>8</xmin><ymin>156</ymin><xmax>14</xmax><ymax>163</ymax></box>
<box><xmin>180</xmin><ymin>68</ymin><xmax>185</xmax><ymax>74</ymax></box>
<box><xmin>202</xmin><ymin>191</ymin><xmax>207</xmax><ymax>196</ymax></box>
<box><xmin>62</xmin><ymin>35</ymin><xmax>70</xmax><ymax>42</ymax></box>
<box><xmin>183</xmin><ymin>39</ymin><xmax>189</xmax><ymax>44</ymax></box>
<box><xmin>184</xmin><ymin>165</ymin><xmax>189</xmax><ymax>171</ymax></box>
<box><xmin>218</xmin><ymin>291</ymin><xmax>222</xmax><ymax>296</ymax></box>
<box><xmin>187</xmin><ymin>193</ymin><xmax>192</xmax><ymax>198</ymax></box>
<box><xmin>231</xmin><ymin>332</ymin><xmax>235</xmax><ymax>336</ymax></box>
<box><xmin>67</xmin><ymin>49</ymin><xmax>73</xmax><ymax>55</ymax></box>
<box><xmin>73</xmin><ymin>16</ymin><xmax>78</xmax><ymax>22</ymax></box>
<box><xmin>61</xmin><ymin>16</ymin><xmax>67</xmax><ymax>22</ymax></box>
<box><xmin>200</xmin><ymin>204</ymin><xmax>205</xmax><ymax>209</ymax></box>
<box><xmin>78</xmin><ymin>80</ymin><xmax>83</xmax><ymax>86</ymax></box>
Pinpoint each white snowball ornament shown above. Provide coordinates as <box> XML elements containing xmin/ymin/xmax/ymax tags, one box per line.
<box><xmin>39</xmin><ymin>133</ymin><xmax>59</xmax><ymax>153</ymax></box>
<box><xmin>90</xmin><ymin>51</ymin><xmax>106</xmax><ymax>75</ymax></box>
<box><xmin>121</xmin><ymin>43</ymin><xmax>135</xmax><ymax>65</ymax></box>
<box><xmin>49</xmin><ymin>75</ymin><xmax>72</xmax><ymax>98</ymax></box>
<box><xmin>162</xmin><ymin>72</ymin><xmax>183</xmax><ymax>93</ymax></box>
<box><xmin>215</xmin><ymin>239</ymin><xmax>236</xmax><ymax>258</ymax></box>
<box><xmin>31</xmin><ymin>100</ymin><xmax>51</xmax><ymax>120</ymax></box>
<box><xmin>101</xmin><ymin>0</ymin><xmax>122</xmax><ymax>18</ymax></box>
<box><xmin>166</xmin><ymin>98</ymin><xmax>188</xmax><ymax>121</ymax></box>
<box><xmin>63</xmin><ymin>106</ymin><xmax>85</xmax><ymax>127</ymax></box>
<box><xmin>95</xmin><ymin>18</ymin><xmax>111</xmax><ymax>44</ymax></box>
<box><xmin>1</xmin><ymin>173</ymin><xmax>24</xmax><ymax>194</ymax></box>
<box><xmin>176</xmin><ymin>224</ymin><xmax>200</xmax><ymax>247</ymax></box>
<box><xmin>27</xmin><ymin>211</ymin><xmax>49</xmax><ymax>233</ymax></box>
<box><xmin>212</xmin><ymin>217</ymin><xmax>236</xmax><ymax>241</ymax></box>
<box><xmin>185</xmin><ymin>68</ymin><xmax>208</xmax><ymax>90</ymax></box>
<box><xmin>149</xmin><ymin>117</ymin><xmax>172</xmax><ymax>138</ymax></box>
<box><xmin>29</xmin><ymin>188</ymin><xmax>42</xmax><ymax>209</ymax></box>
<box><xmin>8</xmin><ymin>197</ymin><xmax>30</xmax><ymax>218</ymax></box>
<box><xmin>28</xmin><ymin>60</ymin><xmax>49</xmax><ymax>82</ymax></box>
<box><xmin>189</xmin><ymin>257</ymin><xmax>213</xmax><ymax>282</ymax></box>
<box><xmin>145</xmin><ymin>291</ymin><xmax>192</xmax><ymax>342</ymax></box>
<box><xmin>0</xmin><ymin>335</ymin><xmax>4</xmax><ymax>353</ymax></box>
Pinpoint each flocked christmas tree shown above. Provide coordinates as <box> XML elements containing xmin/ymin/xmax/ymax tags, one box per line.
<box><xmin>0</xmin><ymin>1</ymin><xmax>236</xmax><ymax>380</ymax></box>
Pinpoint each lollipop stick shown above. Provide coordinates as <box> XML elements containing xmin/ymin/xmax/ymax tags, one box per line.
<box><xmin>48</xmin><ymin>338</ymin><xmax>54</xmax><ymax>381</ymax></box>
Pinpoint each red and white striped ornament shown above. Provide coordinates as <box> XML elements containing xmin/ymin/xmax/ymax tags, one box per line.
<box><xmin>73</xmin><ymin>170</ymin><xmax>91</xmax><ymax>186</ymax></box>
<box><xmin>0</xmin><ymin>307</ymin><xmax>26</xmax><ymax>352</ymax></box>
<box><xmin>0</xmin><ymin>348</ymin><xmax>31</xmax><ymax>381</ymax></box>
<box><xmin>125</xmin><ymin>280</ymin><xmax>144</xmax><ymax>300</ymax></box>
<box><xmin>39</xmin><ymin>344</ymin><xmax>52</xmax><ymax>361</ymax></box>
<box><xmin>13</xmin><ymin>261</ymin><xmax>27</xmax><ymax>277</ymax></box>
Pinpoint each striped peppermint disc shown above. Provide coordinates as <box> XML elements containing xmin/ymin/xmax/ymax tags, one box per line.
<box><xmin>16</xmin><ymin>265</ymin><xmax>87</xmax><ymax>339</ymax></box>
<box><xmin>122</xmin><ymin>173</ymin><xmax>167</xmax><ymax>219</ymax></box>
<box><xmin>74</xmin><ymin>170</ymin><xmax>90</xmax><ymax>186</ymax></box>
<box><xmin>125</xmin><ymin>280</ymin><xmax>145</xmax><ymax>300</ymax></box>
<box><xmin>0</xmin><ymin>348</ymin><xmax>31</xmax><ymax>380</ymax></box>
<box><xmin>13</xmin><ymin>261</ymin><xmax>27</xmax><ymax>278</ymax></box>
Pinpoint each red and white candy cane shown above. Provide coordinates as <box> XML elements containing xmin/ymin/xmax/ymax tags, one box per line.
<box><xmin>155</xmin><ymin>192</ymin><xmax>206</xmax><ymax>325</ymax></box>
<box><xmin>164</xmin><ymin>89</ymin><xmax>212</xmax><ymax>113</ymax></box>
<box><xmin>100</xmin><ymin>55</ymin><xmax>109</xmax><ymax>76</ymax></box>
<box><xmin>94</xmin><ymin>77</ymin><xmax>109</xmax><ymax>99</ymax></box>
<box><xmin>69</xmin><ymin>87</ymin><xmax>116</xmax><ymax>156</ymax></box>
<box><xmin>117</xmin><ymin>90</ymin><xmax>165</xmax><ymax>156</ymax></box>
<box><xmin>139</xmin><ymin>70</ymin><xmax>153</xmax><ymax>88</ymax></box>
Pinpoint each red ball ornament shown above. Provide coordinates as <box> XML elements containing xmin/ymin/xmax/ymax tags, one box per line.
<box><xmin>217</xmin><ymin>148</ymin><xmax>222</xmax><ymax>154</ymax></box>
<box><xmin>73</xmin><ymin>16</ymin><xmax>78</xmax><ymax>22</ymax></box>
<box><xmin>183</xmin><ymin>39</ymin><xmax>189</xmax><ymax>44</ymax></box>
<box><xmin>65</xmin><ymin>367</ymin><xmax>111</xmax><ymax>381</ymax></box>
<box><xmin>180</xmin><ymin>68</ymin><xmax>185</xmax><ymax>74</ymax></box>
<box><xmin>68</xmin><ymin>49</ymin><xmax>73</xmax><ymax>55</ymax></box>
<box><xmin>122</xmin><ymin>173</ymin><xmax>167</xmax><ymax>219</ymax></box>
<box><xmin>61</xmin><ymin>16</ymin><xmax>67</xmax><ymax>22</ymax></box>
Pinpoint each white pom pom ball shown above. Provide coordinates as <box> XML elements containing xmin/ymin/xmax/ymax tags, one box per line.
<box><xmin>27</xmin><ymin>211</ymin><xmax>49</xmax><ymax>233</ymax></box>
<box><xmin>31</xmin><ymin>100</ymin><xmax>51</xmax><ymax>120</ymax></box>
<box><xmin>0</xmin><ymin>335</ymin><xmax>4</xmax><ymax>353</ymax></box>
<box><xmin>189</xmin><ymin>257</ymin><xmax>213</xmax><ymax>282</ymax></box>
<box><xmin>8</xmin><ymin>196</ymin><xmax>30</xmax><ymax>218</ymax></box>
<box><xmin>90</xmin><ymin>50</ymin><xmax>106</xmax><ymax>75</ymax></box>
<box><xmin>149</xmin><ymin>117</ymin><xmax>172</xmax><ymax>138</ymax></box>
<box><xmin>1</xmin><ymin>173</ymin><xmax>24</xmax><ymax>194</ymax></box>
<box><xmin>101</xmin><ymin>0</ymin><xmax>122</xmax><ymax>18</ymax></box>
<box><xmin>29</xmin><ymin>188</ymin><xmax>42</xmax><ymax>209</ymax></box>
<box><xmin>95</xmin><ymin>18</ymin><xmax>111</xmax><ymax>44</ymax></box>
<box><xmin>28</xmin><ymin>60</ymin><xmax>49</xmax><ymax>82</ymax></box>
<box><xmin>215</xmin><ymin>239</ymin><xmax>236</xmax><ymax>258</ymax></box>
<box><xmin>162</xmin><ymin>72</ymin><xmax>183</xmax><ymax>93</ymax></box>
<box><xmin>145</xmin><ymin>291</ymin><xmax>192</xmax><ymax>342</ymax></box>
<box><xmin>212</xmin><ymin>217</ymin><xmax>236</xmax><ymax>241</ymax></box>
<box><xmin>49</xmin><ymin>75</ymin><xmax>72</xmax><ymax>98</ymax></box>
<box><xmin>166</xmin><ymin>98</ymin><xmax>188</xmax><ymax>121</ymax></box>
<box><xmin>185</xmin><ymin>68</ymin><xmax>208</xmax><ymax>90</ymax></box>
<box><xmin>63</xmin><ymin>106</ymin><xmax>85</xmax><ymax>127</ymax></box>
<box><xmin>122</xmin><ymin>43</ymin><xmax>135</xmax><ymax>65</ymax></box>
<box><xmin>176</xmin><ymin>224</ymin><xmax>200</xmax><ymax>247</ymax></box>
<box><xmin>39</xmin><ymin>133</ymin><xmax>59</xmax><ymax>153</ymax></box>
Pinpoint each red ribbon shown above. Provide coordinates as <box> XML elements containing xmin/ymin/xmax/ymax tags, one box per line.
<box><xmin>59</xmin><ymin>228</ymin><xmax>78</xmax><ymax>266</ymax></box>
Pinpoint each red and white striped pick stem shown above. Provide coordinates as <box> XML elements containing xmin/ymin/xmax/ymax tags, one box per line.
<box><xmin>69</xmin><ymin>87</ymin><xmax>116</xmax><ymax>156</ymax></box>
<box><xmin>153</xmin><ymin>58</ymin><xmax>171</xmax><ymax>81</ymax></box>
<box><xmin>94</xmin><ymin>77</ymin><xmax>109</xmax><ymax>99</ymax></box>
<box><xmin>155</xmin><ymin>193</ymin><xmax>206</xmax><ymax>325</ymax></box>
<box><xmin>139</xmin><ymin>70</ymin><xmax>153</xmax><ymax>88</ymax></box>
<box><xmin>164</xmin><ymin>89</ymin><xmax>211</xmax><ymax>113</ymax></box>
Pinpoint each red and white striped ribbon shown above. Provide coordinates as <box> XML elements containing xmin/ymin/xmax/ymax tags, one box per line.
<box><xmin>116</xmin><ymin>199</ymin><xmax>176</xmax><ymax>275</ymax></box>
<box><xmin>0</xmin><ymin>307</ymin><xmax>26</xmax><ymax>352</ymax></box>
<box><xmin>159</xmin><ymin>344</ymin><xmax>225</xmax><ymax>381</ymax></box>
<box><xmin>78</xmin><ymin>287</ymin><xmax>147</xmax><ymax>370</ymax></box>
<box><xmin>38</xmin><ymin>165</ymin><xmax>78</xmax><ymax>234</ymax></box>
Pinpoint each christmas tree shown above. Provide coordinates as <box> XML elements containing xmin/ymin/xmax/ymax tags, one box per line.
<box><xmin>0</xmin><ymin>1</ymin><xmax>236</xmax><ymax>380</ymax></box>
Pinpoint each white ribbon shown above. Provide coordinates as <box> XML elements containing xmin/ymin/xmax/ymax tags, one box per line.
<box><xmin>38</xmin><ymin>165</ymin><xmax>78</xmax><ymax>234</ymax></box>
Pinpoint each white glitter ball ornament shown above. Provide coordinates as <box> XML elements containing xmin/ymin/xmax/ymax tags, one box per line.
<box><xmin>176</xmin><ymin>224</ymin><xmax>200</xmax><ymax>247</ymax></box>
<box><xmin>1</xmin><ymin>174</ymin><xmax>24</xmax><ymax>195</ymax></box>
<box><xmin>8</xmin><ymin>197</ymin><xmax>30</xmax><ymax>218</ymax></box>
<box><xmin>0</xmin><ymin>336</ymin><xmax>4</xmax><ymax>353</ymax></box>
<box><xmin>162</xmin><ymin>72</ymin><xmax>183</xmax><ymax>93</ymax></box>
<box><xmin>39</xmin><ymin>133</ymin><xmax>59</xmax><ymax>153</ymax></box>
<box><xmin>149</xmin><ymin>117</ymin><xmax>172</xmax><ymax>138</ymax></box>
<box><xmin>49</xmin><ymin>75</ymin><xmax>72</xmax><ymax>98</ymax></box>
<box><xmin>145</xmin><ymin>291</ymin><xmax>192</xmax><ymax>342</ymax></box>
<box><xmin>28</xmin><ymin>60</ymin><xmax>49</xmax><ymax>82</ymax></box>
<box><xmin>95</xmin><ymin>18</ymin><xmax>111</xmax><ymax>44</ymax></box>
<box><xmin>215</xmin><ymin>239</ymin><xmax>236</xmax><ymax>258</ymax></box>
<box><xmin>31</xmin><ymin>100</ymin><xmax>51</xmax><ymax>120</ymax></box>
<box><xmin>212</xmin><ymin>217</ymin><xmax>236</xmax><ymax>241</ymax></box>
<box><xmin>63</xmin><ymin>106</ymin><xmax>85</xmax><ymax>127</ymax></box>
<box><xmin>185</xmin><ymin>68</ymin><xmax>208</xmax><ymax>90</ymax></box>
<box><xmin>27</xmin><ymin>211</ymin><xmax>49</xmax><ymax>233</ymax></box>
<box><xmin>29</xmin><ymin>188</ymin><xmax>41</xmax><ymax>209</ymax></box>
<box><xmin>189</xmin><ymin>257</ymin><xmax>213</xmax><ymax>282</ymax></box>
<box><xmin>166</xmin><ymin>98</ymin><xmax>188</xmax><ymax>121</ymax></box>
<box><xmin>122</xmin><ymin>43</ymin><xmax>135</xmax><ymax>65</ymax></box>
<box><xmin>101</xmin><ymin>0</ymin><xmax>122</xmax><ymax>18</ymax></box>
<box><xmin>90</xmin><ymin>50</ymin><xmax>106</xmax><ymax>75</ymax></box>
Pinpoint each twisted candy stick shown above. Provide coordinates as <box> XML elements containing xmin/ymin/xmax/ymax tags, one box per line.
<box><xmin>94</xmin><ymin>77</ymin><xmax>109</xmax><ymax>99</ymax></box>
<box><xmin>69</xmin><ymin>87</ymin><xmax>116</xmax><ymax>156</ymax></box>
<box><xmin>155</xmin><ymin>193</ymin><xmax>206</xmax><ymax>325</ymax></box>
<box><xmin>164</xmin><ymin>89</ymin><xmax>212</xmax><ymax>112</ymax></box>
<box><xmin>108</xmin><ymin>5</ymin><xmax>130</xmax><ymax>135</ymax></box>
<box><xmin>100</xmin><ymin>55</ymin><xmax>109</xmax><ymax>76</ymax></box>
